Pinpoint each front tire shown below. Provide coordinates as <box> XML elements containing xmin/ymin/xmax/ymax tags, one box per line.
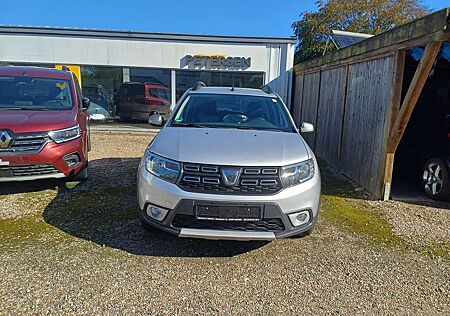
<box><xmin>422</xmin><ymin>158</ymin><xmax>450</xmax><ymax>200</ymax></box>
<box><xmin>71</xmin><ymin>163</ymin><xmax>89</xmax><ymax>181</ymax></box>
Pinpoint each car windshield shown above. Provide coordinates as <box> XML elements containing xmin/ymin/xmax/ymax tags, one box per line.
<box><xmin>0</xmin><ymin>76</ymin><xmax>73</xmax><ymax>110</ymax></box>
<box><xmin>171</xmin><ymin>93</ymin><xmax>295</xmax><ymax>132</ymax></box>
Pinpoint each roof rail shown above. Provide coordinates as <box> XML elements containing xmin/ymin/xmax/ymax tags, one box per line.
<box><xmin>260</xmin><ymin>84</ymin><xmax>273</xmax><ymax>94</ymax></box>
<box><xmin>192</xmin><ymin>81</ymin><xmax>206</xmax><ymax>91</ymax></box>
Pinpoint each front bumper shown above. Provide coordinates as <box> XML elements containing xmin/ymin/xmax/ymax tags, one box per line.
<box><xmin>137</xmin><ymin>165</ymin><xmax>321</xmax><ymax>240</ymax></box>
<box><xmin>0</xmin><ymin>138</ymin><xmax>86</xmax><ymax>182</ymax></box>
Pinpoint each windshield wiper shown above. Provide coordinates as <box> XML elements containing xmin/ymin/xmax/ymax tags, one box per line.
<box><xmin>235</xmin><ymin>126</ymin><xmax>283</xmax><ymax>132</ymax></box>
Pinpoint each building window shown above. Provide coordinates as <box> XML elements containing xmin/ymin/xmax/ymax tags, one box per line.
<box><xmin>128</xmin><ymin>68</ymin><xmax>172</xmax><ymax>104</ymax></box>
<box><xmin>175</xmin><ymin>70</ymin><xmax>264</xmax><ymax>100</ymax></box>
<box><xmin>130</xmin><ymin>68</ymin><xmax>171</xmax><ymax>87</ymax></box>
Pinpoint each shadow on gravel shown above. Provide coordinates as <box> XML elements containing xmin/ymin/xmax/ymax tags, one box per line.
<box><xmin>0</xmin><ymin>178</ymin><xmax>65</xmax><ymax>195</ymax></box>
<box><xmin>318</xmin><ymin>160</ymin><xmax>370</xmax><ymax>200</ymax></box>
<box><xmin>43</xmin><ymin>157</ymin><xmax>266</xmax><ymax>257</ymax></box>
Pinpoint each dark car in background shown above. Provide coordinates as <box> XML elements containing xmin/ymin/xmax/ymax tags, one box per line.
<box><xmin>116</xmin><ymin>82</ymin><xmax>171</xmax><ymax>122</ymax></box>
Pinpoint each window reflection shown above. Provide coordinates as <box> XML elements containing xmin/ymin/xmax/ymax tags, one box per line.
<box><xmin>175</xmin><ymin>70</ymin><xmax>264</xmax><ymax>101</ymax></box>
<box><xmin>80</xmin><ymin>66</ymin><xmax>122</xmax><ymax>115</ymax></box>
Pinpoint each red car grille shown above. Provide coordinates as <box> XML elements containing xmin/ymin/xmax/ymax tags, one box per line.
<box><xmin>0</xmin><ymin>132</ymin><xmax>49</xmax><ymax>155</ymax></box>
<box><xmin>0</xmin><ymin>164</ymin><xmax>60</xmax><ymax>177</ymax></box>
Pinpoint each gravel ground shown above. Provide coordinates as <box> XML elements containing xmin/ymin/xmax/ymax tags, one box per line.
<box><xmin>0</xmin><ymin>131</ymin><xmax>449</xmax><ymax>315</ymax></box>
<box><xmin>369</xmin><ymin>200</ymin><xmax>450</xmax><ymax>246</ymax></box>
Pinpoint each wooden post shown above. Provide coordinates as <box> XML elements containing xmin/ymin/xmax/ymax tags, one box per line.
<box><xmin>387</xmin><ymin>41</ymin><xmax>442</xmax><ymax>153</ymax></box>
<box><xmin>382</xmin><ymin>41</ymin><xmax>442</xmax><ymax>200</ymax></box>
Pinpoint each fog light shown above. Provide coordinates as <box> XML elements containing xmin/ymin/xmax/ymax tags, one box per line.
<box><xmin>63</xmin><ymin>153</ymin><xmax>81</xmax><ymax>167</ymax></box>
<box><xmin>146</xmin><ymin>205</ymin><xmax>169</xmax><ymax>221</ymax></box>
<box><xmin>288</xmin><ymin>210</ymin><xmax>311</xmax><ymax>227</ymax></box>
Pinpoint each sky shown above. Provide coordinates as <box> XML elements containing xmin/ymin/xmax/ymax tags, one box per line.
<box><xmin>0</xmin><ymin>0</ymin><xmax>448</xmax><ymax>37</ymax></box>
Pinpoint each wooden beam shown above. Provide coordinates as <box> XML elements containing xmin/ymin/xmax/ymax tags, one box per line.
<box><xmin>296</xmin><ymin>52</ymin><xmax>395</xmax><ymax>76</ymax></box>
<box><xmin>295</xmin><ymin>8</ymin><xmax>449</xmax><ymax>73</ymax></box>
<box><xmin>382</xmin><ymin>153</ymin><xmax>395</xmax><ymax>200</ymax></box>
<box><xmin>434</xmin><ymin>30</ymin><xmax>450</xmax><ymax>41</ymax></box>
<box><xmin>387</xmin><ymin>41</ymin><xmax>442</xmax><ymax>153</ymax></box>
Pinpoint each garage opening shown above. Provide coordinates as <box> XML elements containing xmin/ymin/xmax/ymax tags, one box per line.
<box><xmin>391</xmin><ymin>42</ymin><xmax>450</xmax><ymax>203</ymax></box>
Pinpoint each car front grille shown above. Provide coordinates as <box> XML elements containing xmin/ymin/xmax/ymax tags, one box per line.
<box><xmin>0</xmin><ymin>164</ymin><xmax>60</xmax><ymax>177</ymax></box>
<box><xmin>0</xmin><ymin>132</ymin><xmax>49</xmax><ymax>155</ymax></box>
<box><xmin>177</xmin><ymin>163</ymin><xmax>284</xmax><ymax>195</ymax></box>
<box><xmin>172</xmin><ymin>214</ymin><xmax>285</xmax><ymax>232</ymax></box>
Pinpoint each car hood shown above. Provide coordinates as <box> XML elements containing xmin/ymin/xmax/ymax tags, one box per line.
<box><xmin>149</xmin><ymin>127</ymin><xmax>310</xmax><ymax>166</ymax></box>
<box><xmin>0</xmin><ymin>110</ymin><xmax>78</xmax><ymax>133</ymax></box>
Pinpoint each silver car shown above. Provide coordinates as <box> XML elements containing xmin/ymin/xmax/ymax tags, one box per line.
<box><xmin>137</xmin><ymin>82</ymin><xmax>321</xmax><ymax>241</ymax></box>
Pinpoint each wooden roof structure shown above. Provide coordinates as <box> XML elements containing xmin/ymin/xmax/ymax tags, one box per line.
<box><xmin>291</xmin><ymin>8</ymin><xmax>450</xmax><ymax>199</ymax></box>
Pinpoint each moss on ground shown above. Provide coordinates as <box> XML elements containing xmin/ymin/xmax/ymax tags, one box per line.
<box><xmin>64</xmin><ymin>181</ymin><xmax>80</xmax><ymax>190</ymax></box>
<box><xmin>319</xmin><ymin>162</ymin><xmax>449</xmax><ymax>261</ymax></box>
<box><xmin>321</xmin><ymin>196</ymin><xmax>405</xmax><ymax>246</ymax></box>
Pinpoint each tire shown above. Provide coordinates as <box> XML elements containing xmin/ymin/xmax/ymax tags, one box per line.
<box><xmin>422</xmin><ymin>158</ymin><xmax>450</xmax><ymax>200</ymax></box>
<box><xmin>71</xmin><ymin>163</ymin><xmax>89</xmax><ymax>181</ymax></box>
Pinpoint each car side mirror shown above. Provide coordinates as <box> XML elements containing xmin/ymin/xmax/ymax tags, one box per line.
<box><xmin>81</xmin><ymin>97</ymin><xmax>90</xmax><ymax>110</ymax></box>
<box><xmin>148</xmin><ymin>113</ymin><xmax>163</xmax><ymax>127</ymax></box>
<box><xmin>300</xmin><ymin>122</ymin><xmax>314</xmax><ymax>133</ymax></box>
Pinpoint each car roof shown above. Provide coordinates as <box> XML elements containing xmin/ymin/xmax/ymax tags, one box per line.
<box><xmin>188</xmin><ymin>86</ymin><xmax>277</xmax><ymax>98</ymax></box>
<box><xmin>0</xmin><ymin>66</ymin><xmax>73</xmax><ymax>80</ymax></box>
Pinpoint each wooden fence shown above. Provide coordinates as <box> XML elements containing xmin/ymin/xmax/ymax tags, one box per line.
<box><xmin>293</xmin><ymin>56</ymin><xmax>395</xmax><ymax>197</ymax></box>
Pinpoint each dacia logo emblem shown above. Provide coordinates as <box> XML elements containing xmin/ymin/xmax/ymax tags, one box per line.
<box><xmin>0</xmin><ymin>131</ymin><xmax>12</xmax><ymax>149</ymax></box>
<box><xmin>221</xmin><ymin>168</ymin><xmax>241</xmax><ymax>186</ymax></box>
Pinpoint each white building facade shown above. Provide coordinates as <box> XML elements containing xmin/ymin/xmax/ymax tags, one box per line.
<box><xmin>0</xmin><ymin>26</ymin><xmax>296</xmax><ymax>107</ymax></box>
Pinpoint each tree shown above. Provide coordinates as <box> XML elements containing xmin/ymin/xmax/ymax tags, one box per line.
<box><xmin>292</xmin><ymin>0</ymin><xmax>429</xmax><ymax>63</ymax></box>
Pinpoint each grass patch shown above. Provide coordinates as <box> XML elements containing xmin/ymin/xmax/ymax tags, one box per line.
<box><xmin>65</xmin><ymin>181</ymin><xmax>80</xmax><ymax>189</ymax></box>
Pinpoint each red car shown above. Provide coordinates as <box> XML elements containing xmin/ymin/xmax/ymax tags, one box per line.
<box><xmin>116</xmin><ymin>82</ymin><xmax>171</xmax><ymax>122</ymax></box>
<box><xmin>0</xmin><ymin>66</ymin><xmax>90</xmax><ymax>182</ymax></box>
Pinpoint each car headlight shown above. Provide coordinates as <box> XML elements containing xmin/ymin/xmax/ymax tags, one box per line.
<box><xmin>145</xmin><ymin>151</ymin><xmax>180</xmax><ymax>183</ymax></box>
<box><xmin>281</xmin><ymin>159</ymin><xmax>315</xmax><ymax>188</ymax></box>
<box><xmin>48</xmin><ymin>125</ymin><xmax>82</xmax><ymax>144</ymax></box>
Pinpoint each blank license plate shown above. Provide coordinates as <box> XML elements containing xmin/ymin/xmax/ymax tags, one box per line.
<box><xmin>195</xmin><ymin>204</ymin><xmax>262</xmax><ymax>221</ymax></box>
